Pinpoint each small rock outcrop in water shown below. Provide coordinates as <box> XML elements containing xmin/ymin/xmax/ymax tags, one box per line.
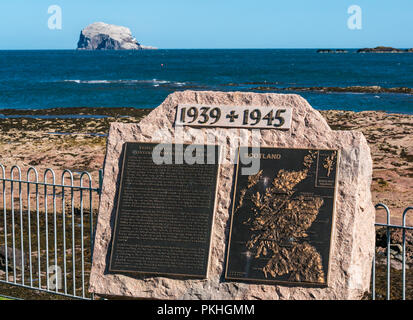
<box><xmin>77</xmin><ymin>22</ymin><xmax>156</xmax><ymax>50</ymax></box>
<box><xmin>357</xmin><ymin>46</ymin><xmax>412</xmax><ymax>53</ymax></box>
<box><xmin>317</xmin><ymin>49</ymin><xmax>348</xmax><ymax>53</ymax></box>
<box><xmin>250</xmin><ymin>85</ymin><xmax>413</xmax><ymax>95</ymax></box>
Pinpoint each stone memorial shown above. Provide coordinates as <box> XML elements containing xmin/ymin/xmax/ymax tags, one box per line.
<box><xmin>89</xmin><ymin>90</ymin><xmax>375</xmax><ymax>299</ymax></box>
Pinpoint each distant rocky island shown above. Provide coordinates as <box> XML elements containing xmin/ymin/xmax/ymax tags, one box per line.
<box><xmin>357</xmin><ymin>46</ymin><xmax>413</xmax><ymax>53</ymax></box>
<box><xmin>316</xmin><ymin>49</ymin><xmax>348</xmax><ymax>53</ymax></box>
<box><xmin>77</xmin><ymin>22</ymin><xmax>157</xmax><ymax>50</ymax></box>
<box><xmin>317</xmin><ymin>46</ymin><xmax>413</xmax><ymax>53</ymax></box>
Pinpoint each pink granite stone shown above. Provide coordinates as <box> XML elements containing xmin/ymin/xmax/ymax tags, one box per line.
<box><xmin>89</xmin><ymin>91</ymin><xmax>375</xmax><ymax>299</ymax></box>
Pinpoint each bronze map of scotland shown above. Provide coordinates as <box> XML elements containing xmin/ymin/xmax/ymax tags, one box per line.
<box><xmin>225</xmin><ymin>147</ymin><xmax>339</xmax><ymax>286</ymax></box>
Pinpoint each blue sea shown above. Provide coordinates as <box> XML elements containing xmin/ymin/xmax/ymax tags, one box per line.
<box><xmin>0</xmin><ymin>49</ymin><xmax>412</xmax><ymax>114</ymax></box>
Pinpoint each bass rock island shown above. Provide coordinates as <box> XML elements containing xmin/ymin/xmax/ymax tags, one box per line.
<box><xmin>77</xmin><ymin>22</ymin><xmax>157</xmax><ymax>50</ymax></box>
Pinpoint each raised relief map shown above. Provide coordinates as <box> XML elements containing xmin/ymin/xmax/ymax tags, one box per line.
<box><xmin>225</xmin><ymin>147</ymin><xmax>339</xmax><ymax>286</ymax></box>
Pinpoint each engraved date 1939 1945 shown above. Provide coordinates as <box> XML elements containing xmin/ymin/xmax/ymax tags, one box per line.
<box><xmin>175</xmin><ymin>104</ymin><xmax>292</xmax><ymax>129</ymax></box>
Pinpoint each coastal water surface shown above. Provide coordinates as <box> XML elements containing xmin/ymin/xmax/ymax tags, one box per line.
<box><xmin>0</xmin><ymin>49</ymin><xmax>412</xmax><ymax>114</ymax></box>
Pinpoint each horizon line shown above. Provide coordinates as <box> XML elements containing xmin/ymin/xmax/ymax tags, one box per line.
<box><xmin>1</xmin><ymin>47</ymin><xmax>412</xmax><ymax>51</ymax></box>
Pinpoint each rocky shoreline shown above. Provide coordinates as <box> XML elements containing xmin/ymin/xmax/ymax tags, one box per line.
<box><xmin>223</xmin><ymin>82</ymin><xmax>413</xmax><ymax>95</ymax></box>
<box><xmin>251</xmin><ymin>85</ymin><xmax>413</xmax><ymax>95</ymax></box>
<box><xmin>0</xmin><ymin>106</ymin><xmax>411</xmax><ymax>222</ymax></box>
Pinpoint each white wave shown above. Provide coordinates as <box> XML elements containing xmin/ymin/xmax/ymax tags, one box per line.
<box><xmin>61</xmin><ymin>79</ymin><xmax>191</xmax><ymax>88</ymax></box>
<box><xmin>64</xmin><ymin>79</ymin><xmax>82</xmax><ymax>84</ymax></box>
<box><xmin>63</xmin><ymin>79</ymin><xmax>179</xmax><ymax>86</ymax></box>
<box><xmin>64</xmin><ymin>79</ymin><xmax>109</xmax><ymax>84</ymax></box>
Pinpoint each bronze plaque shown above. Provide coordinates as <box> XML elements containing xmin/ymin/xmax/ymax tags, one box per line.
<box><xmin>225</xmin><ymin>147</ymin><xmax>339</xmax><ymax>286</ymax></box>
<box><xmin>109</xmin><ymin>142</ymin><xmax>220</xmax><ymax>278</ymax></box>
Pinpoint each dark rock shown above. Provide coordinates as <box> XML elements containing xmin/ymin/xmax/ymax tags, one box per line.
<box><xmin>357</xmin><ymin>46</ymin><xmax>408</xmax><ymax>53</ymax></box>
<box><xmin>401</xmin><ymin>147</ymin><xmax>413</xmax><ymax>162</ymax></box>
<box><xmin>251</xmin><ymin>85</ymin><xmax>413</xmax><ymax>95</ymax></box>
<box><xmin>394</xmin><ymin>254</ymin><xmax>403</xmax><ymax>262</ymax></box>
<box><xmin>391</xmin><ymin>244</ymin><xmax>403</xmax><ymax>254</ymax></box>
<box><xmin>317</xmin><ymin>49</ymin><xmax>334</xmax><ymax>53</ymax></box>
<box><xmin>0</xmin><ymin>246</ymin><xmax>28</xmax><ymax>271</ymax></box>
<box><xmin>376</xmin><ymin>228</ymin><xmax>413</xmax><ymax>266</ymax></box>
<box><xmin>317</xmin><ymin>49</ymin><xmax>348</xmax><ymax>53</ymax></box>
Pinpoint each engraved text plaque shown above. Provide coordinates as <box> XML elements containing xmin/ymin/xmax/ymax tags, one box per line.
<box><xmin>109</xmin><ymin>142</ymin><xmax>220</xmax><ymax>278</ymax></box>
<box><xmin>175</xmin><ymin>104</ymin><xmax>292</xmax><ymax>129</ymax></box>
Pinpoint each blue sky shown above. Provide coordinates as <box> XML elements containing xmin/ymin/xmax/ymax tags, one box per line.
<box><xmin>0</xmin><ymin>0</ymin><xmax>412</xmax><ymax>49</ymax></box>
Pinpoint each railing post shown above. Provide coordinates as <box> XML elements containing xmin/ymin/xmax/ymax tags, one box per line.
<box><xmin>98</xmin><ymin>169</ymin><xmax>103</xmax><ymax>196</ymax></box>
<box><xmin>402</xmin><ymin>207</ymin><xmax>413</xmax><ymax>301</ymax></box>
<box><xmin>61</xmin><ymin>170</ymin><xmax>74</xmax><ymax>295</ymax></box>
<box><xmin>0</xmin><ymin>164</ymin><xmax>7</xmax><ymax>283</ymax></box>
<box><xmin>44</xmin><ymin>168</ymin><xmax>56</xmax><ymax>291</ymax></box>
<box><xmin>375</xmin><ymin>203</ymin><xmax>391</xmax><ymax>300</ymax></box>
<box><xmin>27</xmin><ymin>167</ymin><xmax>39</xmax><ymax>288</ymax></box>
<box><xmin>372</xmin><ymin>255</ymin><xmax>375</xmax><ymax>300</ymax></box>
